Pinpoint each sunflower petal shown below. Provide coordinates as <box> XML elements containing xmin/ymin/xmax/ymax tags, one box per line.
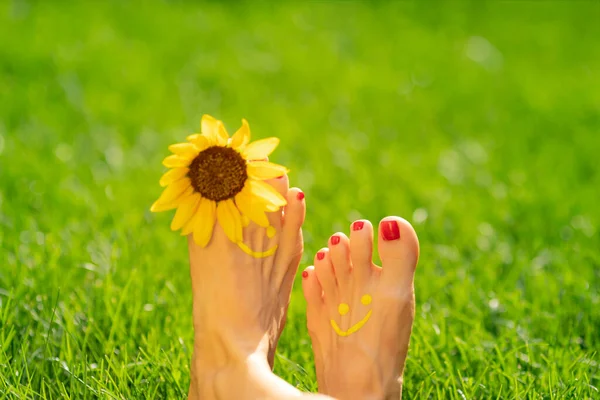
<box><xmin>163</xmin><ymin>154</ymin><xmax>192</xmax><ymax>168</ymax></box>
<box><xmin>188</xmin><ymin>135</ymin><xmax>210</xmax><ymax>151</ymax></box>
<box><xmin>191</xmin><ymin>197</ymin><xmax>217</xmax><ymax>246</ymax></box>
<box><xmin>246</xmin><ymin>180</ymin><xmax>287</xmax><ymax>208</ymax></box>
<box><xmin>186</xmin><ymin>133</ymin><xmax>201</xmax><ymax>142</ymax></box>
<box><xmin>150</xmin><ymin>200</ymin><xmax>179</xmax><ymax>212</ymax></box>
<box><xmin>153</xmin><ymin>178</ymin><xmax>191</xmax><ymax>206</ymax></box>
<box><xmin>242</xmin><ymin>137</ymin><xmax>280</xmax><ymax>160</ymax></box>
<box><xmin>239</xmin><ymin>184</ymin><xmax>282</xmax><ymax>212</ymax></box>
<box><xmin>231</xmin><ymin>119</ymin><xmax>251</xmax><ymax>150</ymax></box>
<box><xmin>151</xmin><ymin>185</ymin><xmax>194</xmax><ymax>212</ymax></box>
<box><xmin>159</xmin><ymin>167</ymin><xmax>189</xmax><ymax>187</ymax></box>
<box><xmin>247</xmin><ymin>161</ymin><xmax>289</xmax><ymax>180</ymax></box>
<box><xmin>201</xmin><ymin>114</ymin><xmax>218</xmax><ymax>134</ymax></box>
<box><xmin>264</xmin><ymin>203</ymin><xmax>280</xmax><ymax>212</ymax></box>
<box><xmin>180</xmin><ymin>208</ymin><xmax>197</xmax><ymax>235</ymax></box>
<box><xmin>216</xmin><ymin>121</ymin><xmax>229</xmax><ymax>144</ymax></box>
<box><xmin>181</xmin><ymin>195</ymin><xmax>210</xmax><ymax>236</ymax></box>
<box><xmin>235</xmin><ymin>191</ymin><xmax>270</xmax><ymax>228</ymax></box>
<box><xmin>201</xmin><ymin>115</ymin><xmax>223</xmax><ymax>145</ymax></box>
<box><xmin>169</xmin><ymin>143</ymin><xmax>199</xmax><ymax>158</ymax></box>
<box><xmin>170</xmin><ymin>194</ymin><xmax>201</xmax><ymax>231</ymax></box>
<box><xmin>217</xmin><ymin>199</ymin><xmax>243</xmax><ymax>243</ymax></box>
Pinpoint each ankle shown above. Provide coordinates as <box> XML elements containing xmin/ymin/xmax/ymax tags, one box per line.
<box><xmin>189</xmin><ymin>346</ymin><xmax>306</xmax><ymax>400</ymax></box>
<box><xmin>321</xmin><ymin>379</ymin><xmax>401</xmax><ymax>400</ymax></box>
<box><xmin>189</xmin><ymin>340</ymin><xmax>271</xmax><ymax>399</ymax></box>
<box><xmin>318</xmin><ymin>357</ymin><xmax>400</xmax><ymax>400</ymax></box>
<box><xmin>192</xmin><ymin>327</ymin><xmax>271</xmax><ymax>368</ymax></box>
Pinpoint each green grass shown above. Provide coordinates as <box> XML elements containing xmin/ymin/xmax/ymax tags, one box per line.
<box><xmin>1</xmin><ymin>1</ymin><xmax>599</xmax><ymax>398</ymax></box>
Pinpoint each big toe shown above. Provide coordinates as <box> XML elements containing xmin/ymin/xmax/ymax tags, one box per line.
<box><xmin>378</xmin><ymin>217</ymin><xmax>419</xmax><ymax>288</ymax></box>
<box><xmin>265</xmin><ymin>174</ymin><xmax>290</xmax><ymax>230</ymax></box>
<box><xmin>272</xmin><ymin>186</ymin><xmax>306</xmax><ymax>285</ymax></box>
<box><xmin>274</xmin><ymin>187</ymin><xmax>305</xmax><ymax>261</ymax></box>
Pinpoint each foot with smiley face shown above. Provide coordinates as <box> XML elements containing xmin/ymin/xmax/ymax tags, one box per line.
<box><xmin>302</xmin><ymin>217</ymin><xmax>419</xmax><ymax>400</ymax></box>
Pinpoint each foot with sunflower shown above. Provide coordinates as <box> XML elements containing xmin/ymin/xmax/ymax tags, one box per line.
<box><xmin>186</xmin><ymin>171</ymin><xmax>309</xmax><ymax>399</ymax></box>
<box><xmin>151</xmin><ymin>115</ymin><xmax>418</xmax><ymax>399</ymax></box>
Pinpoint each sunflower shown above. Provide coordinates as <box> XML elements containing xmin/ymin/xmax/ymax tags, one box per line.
<box><xmin>151</xmin><ymin>115</ymin><xmax>288</xmax><ymax>255</ymax></box>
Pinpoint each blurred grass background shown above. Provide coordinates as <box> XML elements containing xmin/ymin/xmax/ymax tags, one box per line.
<box><xmin>1</xmin><ymin>1</ymin><xmax>599</xmax><ymax>398</ymax></box>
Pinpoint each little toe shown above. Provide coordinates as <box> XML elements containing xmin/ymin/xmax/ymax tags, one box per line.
<box><xmin>378</xmin><ymin>216</ymin><xmax>419</xmax><ymax>288</ymax></box>
<box><xmin>302</xmin><ymin>266</ymin><xmax>323</xmax><ymax>308</ymax></box>
<box><xmin>349</xmin><ymin>219</ymin><xmax>374</xmax><ymax>283</ymax></box>
<box><xmin>314</xmin><ymin>248</ymin><xmax>337</xmax><ymax>300</ymax></box>
<box><xmin>328</xmin><ymin>233</ymin><xmax>352</xmax><ymax>288</ymax></box>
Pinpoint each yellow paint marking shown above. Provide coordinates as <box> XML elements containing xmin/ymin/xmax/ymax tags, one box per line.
<box><xmin>338</xmin><ymin>303</ymin><xmax>349</xmax><ymax>316</ymax></box>
<box><xmin>330</xmin><ymin>310</ymin><xmax>373</xmax><ymax>337</ymax></box>
<box><xmin>237</xmin><ymin>242</ymin><xmax>278</xmax><ymax>258</ymax></box>
<box><xmin>241</xmin><ymin>215</ymin><xmax>250</xmax><ymax>227</ymax></box>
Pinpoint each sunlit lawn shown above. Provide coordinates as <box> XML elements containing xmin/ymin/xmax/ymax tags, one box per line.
<box><xmin>1</xmin><ymin>1</ymin><xmax>599</xmax><ymax>398</ymax></box>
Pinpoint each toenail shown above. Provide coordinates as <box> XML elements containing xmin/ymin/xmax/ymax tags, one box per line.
<box><xmin>302</xmin><ymin>271</ymin><xmax>309</xmax><ymax>278</ymax></box>
<box><xmin>317</xmin><ymin>251</ymin><xmax>325</xmax><ymax>260</ymax></box>
<box><xmin>381</xmin><ymin>220</ymin><xmax>401</xmax><ymax>241</ymax></box>
<box><xmin>352</xmin><ymin>221</ymin><xmax>364</xmax><ymax>231</ymax></box>
<box><xmin>297</xmin><ymin>191</ymin><xmax>305</xmax><ymax>201</ymax></box>
<box><xmin>331</xmin><ymin>235</ymin><xmax>340</xmax><ymax>245</ymax></box>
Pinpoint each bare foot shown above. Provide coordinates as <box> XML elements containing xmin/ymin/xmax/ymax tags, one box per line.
<box><xmin>187</xmin><ymin>175</ymin><xmax>308</xmax><ymax>399</ymax></box>
<box><xmin>302</xmin><ymin>217</ymin><xmax>419</xmax><ymax>400</ymax></box>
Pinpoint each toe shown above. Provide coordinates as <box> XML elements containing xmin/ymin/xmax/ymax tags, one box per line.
<box><xmin>328</xmin><ymin>233</ymin><xmax>352</xmax><ymax>291</ymax></box>
<box><xmin>266</xmin><ymin>173</ymin><xmax>289</xmax><ymax>195</ymax></box>
<box><xmin>302</xmin><ymin>266</ymin><xmax>327</xmax><ymax>335</ymax></box>
<box><xmin>273</xmin><ymin>187</ymin><xmax>305</xmax><ymax>283</ymax></box>
<box><xmin>280</xmin><ymin>187</ymin><xmax>305</xmax><ymax>240</ymax></box>
<box><xmin>264</xmin><ymin>174</ymin><xmax>289</xmax><ymax>229</ymax></box>
<box><xmin>349</xmin><ymin>219</ymin><xmax>374</xmax><ymax>283</ymax></box>
<box><xmin>302</xmin><ymin>266</ymin><xmax>323</xmax><ymax>307</ymax></box>
<box><xmin>378</xmin><ymin>216</ymin><xmax>419</xmax><ymax>288</ymax></box>
<box><xmin>314</xmin><ymin>248</ymin><xmax>337</xmax><ymax>300</ymax></box>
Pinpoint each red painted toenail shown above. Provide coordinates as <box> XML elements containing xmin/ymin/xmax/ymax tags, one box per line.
<box><xmin>331</xmin><ymin>235</ymin><xmax>340</xmax><ymax>245</ymax></box>
<box><xmin>302</xmin><ymin>271</ymin><xmax>309</xmax><ymax>278</ymax></box>
<box><xmin>317</xmin><ymin>251</ymin><xmax>325</xmax><ymax>260</ymax></box>
<box><xmin>352</xmin><ymin>221</ymin><xmax>364</xmax><ymax>231</ymax></box>
<box><xmin>382</xmin><ymin>220</ymin><xmax>401</xmax><ymax>241</ymax></box>
<box><xmin>297</xmin><ymin>192</ymin><xmax>305</xmax><ymax>200</ymax></box>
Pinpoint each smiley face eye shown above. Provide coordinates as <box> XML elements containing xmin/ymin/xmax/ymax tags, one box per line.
<box><xmin>361</xmin><ymin>295</ymin><xmax>372</xmax><ymax>305</ymax></box>
<box><xmin>338</xmin><ymin>303</ymin><xmax>349</xmax><ymax>315</ymax></box>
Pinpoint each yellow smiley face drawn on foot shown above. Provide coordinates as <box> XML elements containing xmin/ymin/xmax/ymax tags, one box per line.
<box><xmin>330</xmin><ymin>294</ymin><xmax>372</xmax><ymax>337</ymax></box>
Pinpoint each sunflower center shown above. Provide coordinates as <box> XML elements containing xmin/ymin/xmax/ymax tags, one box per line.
<box><xmin>188</xmin><ymin>146</ymin><xmax>248</xmax><ymax>202</ymax></box>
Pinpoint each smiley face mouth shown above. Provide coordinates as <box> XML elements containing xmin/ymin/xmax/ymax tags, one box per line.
<box><xmin>330</xmin><ymin>310</ymin><xmax>373</xmax><ymax>337</ymax></box>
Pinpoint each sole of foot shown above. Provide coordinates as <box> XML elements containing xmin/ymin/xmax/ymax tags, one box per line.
<box><xmin>302</xmin><ymin>217</ymin><xmax>419</xmax><ymax>400</ymax></box>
